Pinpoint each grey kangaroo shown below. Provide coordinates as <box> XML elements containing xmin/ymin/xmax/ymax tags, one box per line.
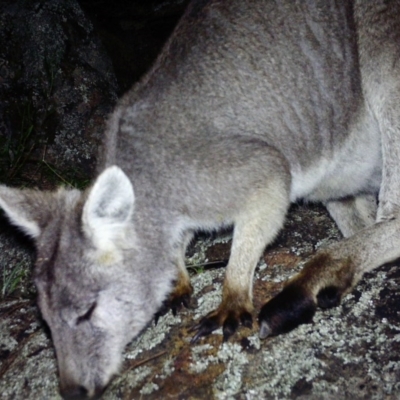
<box><xmin>0</xmin><ymin>0</ymin><xmax>399</xmax><ymax>398</ymax></box>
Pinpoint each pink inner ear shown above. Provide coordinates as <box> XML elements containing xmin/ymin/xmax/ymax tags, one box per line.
<box><xmin>81</xmin><ymin>168</ymin><xmax>134</xmax><ymax>250</ymax></box>
<box><xmin>83</xmin><ymin>166</ymin><xmax>134</xmax><ymax>228</ymax></box>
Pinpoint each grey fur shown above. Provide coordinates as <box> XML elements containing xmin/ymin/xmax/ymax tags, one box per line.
<box><xmin>0</xmin><ymin>0</ymin><xmax>399</xmax><ymax>398</ymax></box>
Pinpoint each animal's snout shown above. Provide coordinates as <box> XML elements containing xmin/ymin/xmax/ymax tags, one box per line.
<box><xmin>60</xmin><ymin>383</ymin><xmax>104</xmax><ymax>400</ymax></box>
<box><xmin>60</xmin><ymin>384</ymin><xmax>88</xmax><ymax>400</ymax></box>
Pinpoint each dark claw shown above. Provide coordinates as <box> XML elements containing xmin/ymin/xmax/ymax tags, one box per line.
<box><xmin>154</xmin><ymin>292</ymin><xmax>192</xmax><ymax>324</ymax></box>
<box><xmin>190</xmin><ymin>315</ymin><xmax>220</xmax><ymax>343</ymax></box>
<box><xmin>258</xmin><ymin>284</ymin><xmax>316</xmax><ymax>339</ymax></box>
<box><xmin>181</xmin><ymin>294</ymin><xmax>190</xmax><ymax>309</ymax></box>
<box><xmin>170</xmin><ymin>293</ymin><xmax>192</xmax><ymax>315</ymax></box>
<box><xmin>316</xmin><ymin>286</ymin><xmax>342</xmax><ymax>309</ymax></box>
<box><xmin>222</xmin><ymin>314</ymin><xmax>239</xmax><ymax>341</ymax></box>
<box><xmin>154</xmin><ymin>302</ymin><xmax>169</xmax><ymax>325</ymax></box>
<box><xmin>191</xmin><ymin>309</ymin><xmax>254</xmax><ymax>343</ymax></box>
<box><xmin>240</xmin><ymin>311</ymin><xmax>253</xmax><ymax>329</ymax></box>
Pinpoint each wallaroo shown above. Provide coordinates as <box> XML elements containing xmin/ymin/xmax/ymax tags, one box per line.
<box><xmin>1</xmin><ymin>0</ymin><xmax>399</xmax><ymax>398</ymax></box>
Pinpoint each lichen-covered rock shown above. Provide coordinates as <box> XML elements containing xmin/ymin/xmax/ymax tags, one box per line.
<box><xmin>1</xmin><ymin>205</ymin><xmax>400</xmax><ymax>399</ymax></box>
<box><xmin>0</xmin><ymin>214</ymin><xmax>35</xmax><ymax>300</ymax></box>
<box><xmin>0</xmin><ymin>0</ymin><xmax>118</xmax><ymax>186</ymax></box>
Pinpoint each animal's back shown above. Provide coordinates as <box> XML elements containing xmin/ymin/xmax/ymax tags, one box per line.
<box><xmin>102</xmin><ymin>0</ymin><xmax>367</xmax><ymax>201</ymax></box>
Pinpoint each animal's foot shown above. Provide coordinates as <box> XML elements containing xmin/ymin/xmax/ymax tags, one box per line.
<box><xmin>190</xmin><ymin>304</ymin><xmax>253</xmax><ymax>343</ymax></box>
<box><xmin>258</xmin><ymin>284</ymin><xmax>316</xmax><ymax>339</ymax></box>
<box><xmin>258</xmin><ymin>252</ymin><xmax>357</xmax><ymax>339</ymax></box>
<box><xmin>155</xmin><ymin>276</ymin><xmax>193</xmax><ymax>324</ymax></box>
<box><xmin>258</xmin><ymin>252</ymin><xmax>355</xmax><ymax>338</ymax></box>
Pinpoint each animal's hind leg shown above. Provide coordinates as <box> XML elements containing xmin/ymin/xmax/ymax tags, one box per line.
<box><xmin>376</xmin><ymin>87</ymin><xmax>400</xmax><ymax>223</ymax></box>
<box><xmin>325</xmin><ymin>194</ymin><xmax>377</xmax><ymax>238</ymax></box>
<box><xmin>257</xmin><ymin>196</ymin><xmax>378</xmax><ymax>339</ymax></box>
<box><xmin>191</xmin><ymin>174</ymin><xmax>290</xmax><ymax>342</ymax></box>
<box><xmin>258</xmin><ymin>88</ymin><xmax>400</xmax><ymax>337</ymax></box>
<box><xmin>258</xmin><ymin>217</ymin><xmax>400</xmax><ymax>338</ymax></box>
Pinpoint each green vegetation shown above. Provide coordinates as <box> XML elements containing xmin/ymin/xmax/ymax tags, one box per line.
<box><xmin>39</xmin><ymin>159</ymin><xmax>91</xmax><ymax>189</ymax></box>
<box><xmin>0</xmin><ymin>98</ymin><xmax>90</xmax><ymax>190</ymax></box>
<box><xmin>187</xmin><ymin>263</ymin><xmax>206</xmax><ymax>275</ymax></box>
<box><xmin>1</xmin><ymin>262</ymin><xmax>28</xmax><ymax>299</ymax></box>
<box><xmin>187</xmin><ymin>260</ymin><xmax>228</xmax><ymax>275</ymax></box>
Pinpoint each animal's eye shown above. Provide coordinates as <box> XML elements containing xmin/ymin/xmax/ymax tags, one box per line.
<box><xmin>76</xmin><ymin>303</ymin><xmax>97</xmax><ymax>325</ymax></box>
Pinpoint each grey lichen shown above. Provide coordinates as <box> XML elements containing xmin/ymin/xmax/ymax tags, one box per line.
<box><xmin>140</xmin><ymin>382</ymin><xmax>160</xmax><ymax>395</ymax></box>
<box><xmin>104</xmin><ymin>366</ymin><xmax>153</xmax><ymax>399</ymax></box>
<box><xmin>125</xmin><ymin>312</ymin><xmax>183</xmax><ymax>361</ymax></box>
<box><xmin>213</xmin><ymin>343</ymin><xmax>249</xmax><ymax>399</ymax></box>
<box><xmin>190</xmin><ymin>344</ymin><xmax>218</xmax><ymax>374</ymax></box>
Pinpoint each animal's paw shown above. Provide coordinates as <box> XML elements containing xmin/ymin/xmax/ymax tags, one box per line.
<box><xmin>258</xmin><ymin>251</ymin><xmax>356</xmax><ymax>338</ymax></box>
<box><xmin>190</xmin><ymin>305</ymin><xmax>253</xmax><ymax>343</ymax></box>
<box><xmin>258</xmin><ymin>284</ymin><xmax>316</xmax><ymax>339</ymax></box>
<box><xmin>155</xmin><ymin>279</ymin><xmax>193</xmax><ymax>324</ymax></box>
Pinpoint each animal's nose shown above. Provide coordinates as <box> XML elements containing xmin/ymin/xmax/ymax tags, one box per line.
<box><xmin>60</xmin><ymin>384</ymin><xmax>105</xmax><ymax>400</ymax></box>
<box><xmin>60</xmin><ymin>385</ymin><xmax>89</xmax><ymax>400</ymax></box>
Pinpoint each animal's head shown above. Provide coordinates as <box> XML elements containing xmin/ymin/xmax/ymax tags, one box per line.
<box><xmin>0</xmin><ymin>166</ymin><xmax>171</xmax><ymax>399</ymax></box>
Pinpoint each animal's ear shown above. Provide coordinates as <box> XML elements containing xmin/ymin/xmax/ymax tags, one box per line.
<box><xmin>82</xmin><ymin>166</ymin><xmax>135</xmax><ymax>246</ymax></box>
<box><xmin>0</xmin><ymin>186</ymin><xmax>52</xmax><ymax>238</ymax></box>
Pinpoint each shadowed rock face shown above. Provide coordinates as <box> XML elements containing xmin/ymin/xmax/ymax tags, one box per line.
<box><xmin>0</xmin><ymin>0</ymin><xmax>118</xmax><ymax>187</ymax></box>
<box><xmin>0</xmin><ymin>0</ymin><xmax>187</xmax><ymax>188</ymax></box>
<box><xmin>78</xmin><ymin>0</ymin><xmax>189</xmax><ymax>94</ymax></box>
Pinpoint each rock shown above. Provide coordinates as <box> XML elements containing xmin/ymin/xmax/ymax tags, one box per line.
<box><xmin>0</xmin><ymin>0</ymin><xmax>118</xmax><ymax>187</ymax></box>
<box><xmin>0</xmin><ymin>214</ymin><xmax>35</xmax><ymax>300</ymax></box>
<box><xmin>1</xmin><ymin>205</ymin><xmax>400</xmax><ymax>399</ymax></box>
